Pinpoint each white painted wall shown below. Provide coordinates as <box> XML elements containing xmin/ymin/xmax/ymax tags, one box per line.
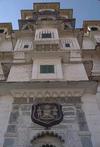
<box><xmin>63</xmin><ymin>63</ymin><xmax>88</xmax><ymax>81</ymax></box>
<box><xmin>0</xmin><ymin>95</ymin><xmax>13</xmax><ymax>147</ymax></box>
<box><xmin>94</xmin><ymin>35</ymin><xmax>100</xmax><ymax>43</ymax></box>
<box><xmin>7</xmin><ymin>64</ymin><xmax>32</xmax><ymax>81</ymax></box>
<box><xmin>14</xmin><ymin>37</ymin><xmax>33</xmax><ymax>51</ymax></box>
<box><xmin>96</xmin><ymin>84</ymin><xmax>100</xmax><ymax>110</ymax></box>
<box><xmin>82</xmin><ymin>37</ymin><xmax>95</xmax><ymax>50</ymax></box>
<box><xmin>0</xmin><ymin>40</ymin><xmax>13</xmax><ymax>51</ymax></box>
<box><xmin>7</xmin><ymin>61</ymin><xmax>88</xmax><ymax>81</ymax></box>
<box><xmin>82</xmin><ymin>94</ymin><xmax>100</xmax><ymax>147</ymax></box>
<box><xmin>32</xmin><ymin>58</ymin><xmax>63</xmax><ymax>80</ymax></box>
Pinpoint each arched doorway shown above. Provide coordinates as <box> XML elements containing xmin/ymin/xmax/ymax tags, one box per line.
<box><xmin>31</xmin><ymin>131</ymin><xmax>64</xmax><ymax>147</ymax></box>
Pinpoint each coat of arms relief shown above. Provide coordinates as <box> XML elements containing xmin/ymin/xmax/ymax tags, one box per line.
<box><xmin>31</xmin><ymin>103</ymin><xmax>63</xmax><ymax>128</ymax></box>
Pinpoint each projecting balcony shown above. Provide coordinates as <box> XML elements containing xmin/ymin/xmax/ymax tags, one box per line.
<box><xmin>34</xmin><ymin>37</ymin><xmax>59</xmax><ymax>51</ymax></box>
<box><xmin>34</xmin><ymin>28</ymin><xmax>59</xmax><ymax>50</ymax></box>
<box><xmin>35</xmin><ymin>20</ymin><xmax>58</xmax><ymax>29</ymax></box>
<box><xmin>37</xmin><ymin>9</ymin><xmax>58</xmax><ymax>19</ymax></box>
<box><xmin>34</xmin><ymin>38</ymin><xmax>59</xmax><ymax>45</ymax></box>
<box><xmin>25</xmin><ymin>50</ymin><xmax>70</xmax><ymax>63</ymax></box>
<box><xmin>34</xmin><ymin>44</ymin><xmax>59</xmax><ymax>51</ymax></box>
<box><xmin>34</xmin><ymin>39</ymin><xmax>59</xmax><ymax>48</ymax></box>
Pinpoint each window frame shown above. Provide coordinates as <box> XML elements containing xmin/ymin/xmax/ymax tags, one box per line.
<box><xmin>90</xmin><ymin>27</ymin><xmax>98</xmax><ymax>31</ymax></box>
<box><xmin>0</xmin><ymin>29</ymin><xmax>4</xmax><ymax>33</ymax></box>
<box><xmin>65</xmin><ymin>43</ymin><xmax>70</xmax><ymax>48</ymax></box>
<box><xmin>42</xmin><ymin>32</ymin><xmax>52</xmax><ymax>39</ymax></box>
<box><xmin>23</xmin><ymin>44</ymin><xmax>29</xmax><ymax>48</ymax></box>
<box><xmin>40</xmin><ymin>65</ymin><xmax>55</xmax><ymax>74</ymax></box>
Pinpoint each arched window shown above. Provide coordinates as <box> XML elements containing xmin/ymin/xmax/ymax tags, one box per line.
<box><xmin>22</xmin><ymin>24</ymin><xmax>34</xmax><ymax>31</ymax></box>
<box><xmin>39</xmin><ymin>9</ymin><xmax>55</xmax><ymax>13</ymax></box>
<box><xmin>0</xmin><ymin>28</ymin><xmax>8</xmax><ymax>34</ymax></box>
<box><xmin>90</xmin><ymin>27</ymin><xmax>98</xmax><ymax>31</ymax></box>
<box><xmin>64</xmin><ymin>23</ymin><xmax>72</xmax><ymax>30</ymax></box>
<box><xmin>38</xmin><ymin>16</ymin><xmax>56</xmax><ymax>21</ymax></box>
<box><xmin>88</xmin><ymin>26</ymin><xmax>100</xmax><ymax>32</ymax></box>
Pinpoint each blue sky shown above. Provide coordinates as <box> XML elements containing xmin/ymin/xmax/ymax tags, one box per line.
<box><xmin>0</xmin><ymin>0</ymin><xmax>100</xmax><ymax>29</ymax></box>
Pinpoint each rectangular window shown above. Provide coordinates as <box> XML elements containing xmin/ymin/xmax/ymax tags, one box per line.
<box><xmin>24</xmin><ymin>45</ymin><xmax>29</xmax><ymax>48</ymax></box>
<box><xmin>65</xmin><ymin>43</ymin><xmax>70</xmax><ymax>47</ymax></box>
<box><xmin>40</xmin><ymin>65</ymin><xmax>54</xmax><ymax>73</ymax></box>
<box><xmin>0</xmin><ymin>29</ymin><xmax>4</xmax><ymax>33</ymax></box>
<box><xmin>42</xmin><ymin>33</ymin><xmax>52</xmax><ymax>38</ymax></box>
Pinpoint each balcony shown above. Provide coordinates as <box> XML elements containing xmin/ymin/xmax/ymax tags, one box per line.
<box><xmin>34</xmin><ymin>38</ymin><xmax>59</xmax><ymax>45</ymax></box>
<box><xmin>70</xmin><ymin>50</ymin><xmax>82</xmax><ymax>62</ymax></box>
<box><xmin>34</xmin><ymin>28</ymin><xmax>59</xmax><ymax>49</ymax></box>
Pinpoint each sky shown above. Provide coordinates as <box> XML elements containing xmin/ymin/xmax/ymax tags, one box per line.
<box><xmin>0</xmin><ymin>0</ymin><xmax>100</xmax><ymax>29</ymax></box>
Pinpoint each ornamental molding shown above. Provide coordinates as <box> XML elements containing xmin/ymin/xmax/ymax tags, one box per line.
<box><xmin>11</xmin><ymin>88</ymin><xmax>84</xmax><ymax>98</ymax></box>
<box><xmin>0</xmin><ymin>81</ymin><xmax>97</xmax><ymax>95</ymax></box>
<box><xmin>31</xmin><ymin>131</ymin><xmax>64</xmax><ymax>143</ymax></box>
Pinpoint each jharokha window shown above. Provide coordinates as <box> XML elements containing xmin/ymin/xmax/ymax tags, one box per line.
<box><xmin>90</xmin><ymin>27</ymin><xmax>98</xmax><ymax>31</ymax></box>
<box><xmin>0</xmin><ymin>28</ymin><xmax>8</xmax><ymax>34</ymax></box>
<box><xmin>40</xmin><ymin>65</ymin><xmax>54</xmax><ymax>74</ymax></box>
<box><xmin>24</xmin><ymin>45</ymin><xmax>29</xmax><ymax>48</ymax></box>
<box><xmin>65</xmin><ymin>43</ymin><xmax>70</xmax><ymax>47</ymax></box>
<box><xmin>0</xmin><ymin>29</ymin><xmax>4</xmax><ymax>33</ymax></box>
<box><xmin>42</xmin><ymin>32</ymin><xmax>52</xmax><ymax>38</ymax></box>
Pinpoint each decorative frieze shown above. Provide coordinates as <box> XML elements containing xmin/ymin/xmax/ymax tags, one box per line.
<box><xmin>11</xmin><ymin>89</ymin><xmax>84</xmax><ymax>99</ymax></box>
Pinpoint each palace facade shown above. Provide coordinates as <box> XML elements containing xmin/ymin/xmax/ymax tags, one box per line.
<box><xmin>0</xmin><ymin>2</ymin><xmax>100</xmax><ymax>147</ymax></box>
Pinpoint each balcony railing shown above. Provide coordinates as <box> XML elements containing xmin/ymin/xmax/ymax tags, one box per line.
<box><xmin>34</xmin><ymin>38</ymin><xmax>59</xmax><ymax>45</ymax></box>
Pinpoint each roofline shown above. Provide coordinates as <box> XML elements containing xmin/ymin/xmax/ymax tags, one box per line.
<box><xmin>33</xmin><ymin>2</ymin><xmax>60</xmax><ymax>10</ymax></box>
<box><xmin>33</xmin><ymin>2</ymin><xmax>60</xmax><ymax>5</ymax></box>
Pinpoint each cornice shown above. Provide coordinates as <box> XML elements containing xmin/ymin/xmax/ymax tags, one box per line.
<box><xmin>11</xmin><ymin>88</ymin><xmax>84</xmax><ymax>98</ymax></box>
<box><xmin>0</xmin><ymin>81</ymin><xmax>97</xmax><ymax>96</ymax></box>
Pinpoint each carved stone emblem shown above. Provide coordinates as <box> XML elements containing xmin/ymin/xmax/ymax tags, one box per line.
<box><xmin>31</xmin><ymin>103</ymin><xmax>63</xmax><ymax>128</ymax></box>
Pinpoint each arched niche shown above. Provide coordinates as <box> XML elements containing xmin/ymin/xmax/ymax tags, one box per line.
<box><xmin>39</xmin><ymin>9</ymin><xmax>55</xmax><ymax>13</ymax></box>
<box><xmin>38</xmin><ymin>16</ymin><xmax>56</xmax><ymax>21</ymax></box>
<box><xmin>22</xmin><ymin>23</ymin><xmax>34</xmax><ymax>31</ymax></box>
<box><xmin>88</xmin><ymin>26</ymin><xmax>100</xmax><ymax>32</ymax></box>
<box><xmin>31</xmin><ymin>131</ymin><xmax>64</xmax><ymax>147</ymax></box>
<box><xmin>0</xmin><ymin>28</ymin><xmax>8</xmax><ymax>34</ymax></box>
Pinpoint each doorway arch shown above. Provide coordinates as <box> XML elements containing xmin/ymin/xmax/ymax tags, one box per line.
<box><xmin>31</xmin><ymin>131</ymin><xmax>64</xmax><ymax>147</ymax></box>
